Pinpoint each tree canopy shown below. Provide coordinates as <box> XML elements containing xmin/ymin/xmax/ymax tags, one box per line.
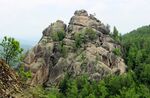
<box><xmin>0</xmin><ymin>36</ymin><xmax>23</xmax><ymax>66</ymax></box>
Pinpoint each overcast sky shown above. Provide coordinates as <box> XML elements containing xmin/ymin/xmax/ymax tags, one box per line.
<box><xmin>0</xmin><ymin>0</ymin><xmax>150</xmax><ymax>45</ymax></box>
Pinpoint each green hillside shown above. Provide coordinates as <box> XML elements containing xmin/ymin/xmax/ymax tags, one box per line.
<box><xmin>122</xmin><ymin>25</ymin><xmax>150</xmax><ymax>70</ymax></box>
<box><xmin>121</xmin><ymin>25</ymin><xmax>150</xmax><ymax>97</ymax></box>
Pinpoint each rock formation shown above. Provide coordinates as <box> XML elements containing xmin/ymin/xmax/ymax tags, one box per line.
<box><xmin>0</xmin><ymin>60</ymin><xmax>22</xmax><ymax>97</ymax></box>
<box><xmin>23</xmin><ymin>10</ymin><xmax>127</xmax><ymax>87</ymax></box>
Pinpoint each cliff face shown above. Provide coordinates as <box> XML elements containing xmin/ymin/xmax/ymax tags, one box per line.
<box><xmin>23</xmin><ymin>10</ymin><xmax>126</xmax><ymax>86</ymax></box>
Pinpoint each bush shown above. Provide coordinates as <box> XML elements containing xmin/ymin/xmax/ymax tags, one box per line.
<box><xmin>20</xmin><ymin>86</ymin><xmax>59</xmax><ymax>98</ymax></box>
<box><xmin>51</xmin><ymin>30</ymin><xmax>65</xmax><ymax>41</ymax></box>
<box><xmin>113</xmin><ymin>48</ymin><xmax>121</xmax><ymax>56</ymax></box>
<box><xmin>57</xmin><ymin>42</ymin><xmax>68</xmax><ymax>58</ymax></box>
<box><xmin>57</xmin><ymin>30</ymin><xmax>66</xmax><ymax>41</ymax></box>
<box><xmin>51</xmin><ymin>33</ymin><xmax>59</xmax><ymax>41</ymax></box>
<box><xmin>74</xmin><ymin>28</ymin><xmax>97</xmax><ymax>49</ymax></box>
<box><xmin>85</xmin><ymin>28</ymin><xmax>97</xmax><ymax>40</ymax></box>
<box><xmin>61</xmin><ymin>45</ymin><xmax>68</xmax><ymax>58</ymax></box>
<box><xmin>18</xmin><ymin>65</ymin><xmax>31</xmax><ymax>82</ymax></box>
<box><xmin>74</xmin><ymin>32</ymin><xmax>86</xmax><ymax>48</ymax></box>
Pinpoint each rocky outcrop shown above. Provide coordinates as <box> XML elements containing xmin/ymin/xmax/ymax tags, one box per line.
<box><xmin>68</xmin><ymin>10</ymin><xmax>109</xmax><ymax>36</ymax></box>
<box><xmin>0</xmin><ymin>60</ymin><xmax>22</xmax><ymax>97</ymax></box>
<box><xmin>23</xmin><ymin>10</ymin><xmax>126</xmax><ymax>87</ymax></box>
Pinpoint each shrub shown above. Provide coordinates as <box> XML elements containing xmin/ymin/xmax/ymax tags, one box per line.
<box><xmin>20</xmin><ymin>86</ymin><xmax>59</xmax><ymax>98</ymax></box>
<box><xmin>51</xmin><ymin>30</ymin><xmax>65</xmax><ymax>41</ymax></box>
<box><xmin>113</xmin><ymin>48</ymin><xmax>121</xmax><ymax>56</ymax></box>
<box><xmin>85</xmin><ymin>28</ymin><xmax>97</xmax><ymax>40</ymax></box>
<box><xmin>74</xmin><ymin>28</ymin><xmax>97</xmax><ymax>49</ymax></box>
<box><xmin>74</xmin><ymin>32</ymin><xmax>86</xmax><ymax>48</ymax></box>
<box><xmin>61</xmin><ymin>45</ymin><xmax>68</xmax><ymax>58</ymax></box>
<box><xmin>51</xmin><ymin>32</ymin><xmax>59</xmax><ymax>41</ymax></box>
<box><xmin>58</xmin><ymin>42</ymin><xmax>68</xmax><ymax>58</ymax></box>
<box><xmin>57</xmin><ymin>30</ymin><xmax>66</xmax><ymax>41</ymax></box>
<box><xmin>18</xmin><ymin>65</ymin><xmax>31</xmax><ymax>82</ymax></box>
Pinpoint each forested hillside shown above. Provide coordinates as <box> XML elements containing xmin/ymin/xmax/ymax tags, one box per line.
<box><xmin>123</xmin><ymin>25</ymin><xmax>150</xmax><ymax>70</ymax></box>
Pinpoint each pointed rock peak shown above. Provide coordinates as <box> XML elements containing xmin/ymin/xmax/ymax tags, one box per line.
<box><xmin>68</xmin><ymin>9</ymin><xmax>109</xmax><ymax>34</ymax></box>
<box><xmin>74</xmin><ymin>9</ymin><xmax>88</xmax><ymax>16</ymax></box>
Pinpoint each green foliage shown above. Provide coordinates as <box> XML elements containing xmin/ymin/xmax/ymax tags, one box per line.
<box><xmin>119</xmin><ymin>87</ymin><xmax>139</xmax><ymax>98</ymax></box>
<box><xmin>58</xmin><ymin>42</ymin><xmax>68</xmax><ymax>58</ymax></box>
<box><xmin>137</xmin><ymin>84</ymin><xmax>150</xmax><ymax>98</ymax></box>
<box><xmin>81</xmin><ymin>53</ymin><xmax>86</xmax><ymax>61</ymax></box>
<box><xmin>22</xmin><ymin>76</ymin><xmax>150</xmax><ymax>98</ymax></box>
<box><xmin>96</xmin><ymin>80</ymin><xmax>108</xmax><ymax>98</ymax></box>
<box><xmin>113</xmin><ymin>48</ymin><xmax>121</xmax><ymax>56</ymax></box>
<box><xmin>20</xmin><ymin>25</ymin><xmax>150</xmax><ymax>97</ymax></box>
<box><xmin>122</xmin><ymin>25</ymin><xmax>150</xmax><ymax>71</ymax></box>
<box><xmin>61</xmin><ymin>45</ymin><xmax>68</xmax><ymax>58</ymax></box>
<box><xmin>105</xmin><ymin>72</ymin><xmax>135</xmax><ymax>96</ymax></box>
<box><xmin>119</xmin><ymin>84</ymin><xmax>150</xmax><ymax>98</ymax></box>
<box><xmin>86</xmin><ymin>94</ymin><xmax>96</xmax><ymax>98</ymax></box>
<box><xmin>0</xmin><ymin>36</ymin><xmax>23</xmax><ymax>66</ymax></box>
<box><xmin>112</xmin><ymin>26</ymin><xmax>122</xmax><ymax>42</ymax></box>
<box><xmin>74</xmin><ymin>28</ymin><xmax>97</xmax><ymax>48</ymax></box>
<box><xmin>66</xmin><ymin>80</ymin><xmax>78</xmax><ymax>98</ymax></box>
<box><xmin>136</xmin><ymin>64</ymin><xmax>150</xmax><ymax>85</ymax></box>
<box><xmin>74</xmin><ymin>31</ymin><xmax>86</xmax><ymax>48</ymax></box>
<box><xmin>51</xmin><ymin>32</ymin><xmax>59</xmax><ymax>41</ymax></box>
<box><xmin>121</xmin><ymin>25</ymin><xmax>150</xmax><ymax>97</ymax></box>
<box><xmin>51</xmin><ymin>30</ymin><xmax>65</xmax><ymax>41</ymax></box>
<box><xmin>113</xmin><ymin>27</ymin><xmax>119</xmax><ymax>37</ymax></box>
<box><xmin>18</xmin><ymin>65</ymin><xmax>31</xmax><ymax>81</ymax></box>
<box><xmin>85</xmin><ymin>28</ymin><xmax>97</xmax><ymax>40</ymax></box>
<box><xmin>58</xmin><ymin>72</ymin><xmax>139</xmax><ymax>98</ymax></box>
<box><xmin>21</xmin><ymin>86</ymin><xmax>59</xmax><ymax>98</ymax></box>
<box><xmin>57</xmin><ymin>30</ymin><xmax>66</xmax><ymax>41</ymax></box>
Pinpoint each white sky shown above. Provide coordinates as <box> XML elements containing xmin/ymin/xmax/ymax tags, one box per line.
<box><xmin>0</xmin><ymin>0</ymin><xmax>150</xmax><ymax>45</ymax></box>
